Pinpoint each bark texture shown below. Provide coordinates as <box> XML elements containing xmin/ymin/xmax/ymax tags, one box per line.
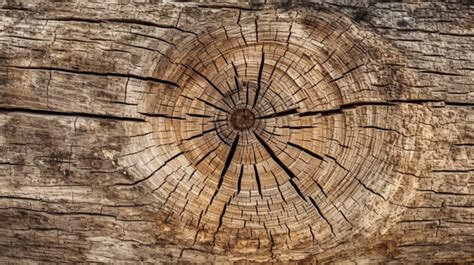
<box><xmin>0</xmin><ymin>0</ymin><xmax>472</xmax><ymax>263</ymax></box>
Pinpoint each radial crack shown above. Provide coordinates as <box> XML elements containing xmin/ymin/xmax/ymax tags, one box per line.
<box><xmin>281</xmin><ymin>125</ymin><xmax>317</xmax><ymax>129</ymax></box>
<box><xmin>216</xmin><ymin>202</ymin><xmax>228</xmax><ymax>233</ymax></box>
<box><xmin>259</xmin><ymin>56</ymin><xmax>281</xmax><ymax>100</ymax></box>
<box><xmin>287</xmin><ymin>142</ymin><xmax>324</xmax><ymax>161</ymax></box>
<box><xmin>356</xmin><ymin>178</ymin><xmax>387</xmax><ymax>201</ymax></box>
<box><xmin>237</xmin><ymin>165</ymin><xmax>244</xmax><ymax>194</ymax></box>
<box><xmin>9</xmin><ymin>65</ymin><xmax>179</xmax><ymax>87</ymax></box>
<box><xmin>189</xmin><ymin>66</ymin><xmax>232</xmax><ymax>108</ymax></box>
<box><xmin>0</xmin><ymin>107</ymin><xmax>145</xmax><ymax>122</ymax></box>
<box><xmin>196</xmin><ymin>98</ymin><xmax>230</xmax><ymax>114</ymax></box>
<box><xmin>253</xmin><ymin>164</ymin><xmax>263</xmax><ymax>197</ymax></box>
<box><xmin>182</xmin><ymin>127</ymin><xmax>217</xmax><ymax>141</ymax></box>
<box><xmin>215</xmin><ymin>134</ymin><xmax>240</xmax><ymax>195</ymax></box>
<box><xmin>257</xmin><ymin>108</ymin><xmax>299</xmax><ymax>119</ymax></box>
<box><xmin>186</xmin><ymin>113</ymin><xmax>214</xmax><ymax>119</ymax></box>
<box><xmin>253</xmin><ymin>53</ymin><xmax>265</xmax><ymax>108</ymax></box>
<box><xmin>253</xmin><ymin>132</ymin><xmax>297</xmax><ymax>179</ymax></box>
<box><xmin>139</xmin><ymin>112</ymin><xmax>186</xmax><ymax>120</ymax></box>
<box><xmin>195</xmin><ymin>146</ymin><xmax>219</xmax><ymax>166</ymax></box>
<box><xmin>309</xmin><ymin>197</ymin><xmax>336</xmax><ymax>237</ymax></box>
<box><xmin>289</xmin><ymin>179</ymin><xmax>307</xmax><ymax>201</ymax></box>
<box><xmin>299</xmin><ymin>101</ymin><xmax>392</xmax><ymax>117</ymax></box>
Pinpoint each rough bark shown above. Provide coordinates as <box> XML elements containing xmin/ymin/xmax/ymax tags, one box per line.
<box><xmin>0</xmin><ymin>0</ymin><xmax>472</xmax><ymax>263</ymax></box>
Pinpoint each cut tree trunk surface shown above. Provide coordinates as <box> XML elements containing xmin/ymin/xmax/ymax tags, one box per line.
<box><xmin>0</xmin><ymin>0</ymin><xmax>472</xmax><ymax>263</ymax></box>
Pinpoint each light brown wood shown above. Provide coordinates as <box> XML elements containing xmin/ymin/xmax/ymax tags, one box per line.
<box><xmin>0</xmin><ymin>0</ymin><xmax>472</xmax><ymax>263</ymax></box>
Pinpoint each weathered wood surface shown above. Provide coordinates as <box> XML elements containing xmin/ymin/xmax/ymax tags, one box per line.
<box><xmin>0</xmin><ymin>0</ymin><xmax>472</xmax><ymax>263</ymax></box>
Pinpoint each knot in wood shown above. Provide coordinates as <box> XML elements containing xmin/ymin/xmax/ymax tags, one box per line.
<box><xmin>121</xmin><ymin>6</ymin><xmax>416</xmax><ymax>262</ymax></box>
<box><xmin>230</xmin><ymin>108</ymin><xmax>255</xmax><ymax>131</ymax></box>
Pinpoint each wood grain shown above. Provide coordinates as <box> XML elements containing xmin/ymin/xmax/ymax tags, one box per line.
<box><xmin>0</xmin><ymin>0</ymin><xmax>472</xmax><ymax>263</ymax></box>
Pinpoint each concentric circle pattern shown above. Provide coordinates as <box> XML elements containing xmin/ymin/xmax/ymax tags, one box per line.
<box><xmin>124</xmin><ymin>6</ymin><xmax>414</xmax><ymax>260</ymax></box>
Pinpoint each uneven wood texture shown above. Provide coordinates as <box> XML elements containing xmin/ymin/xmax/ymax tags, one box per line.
<box><xmin>0</xmin><ymin>0</ymin><xmax>472</xmax><ymax>263</ymax></box>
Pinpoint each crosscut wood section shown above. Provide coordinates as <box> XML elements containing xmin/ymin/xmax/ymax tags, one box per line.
<box><xmin>0</xmin><ymin>0</ymin><xmax>472</xmax><ymax>263</ymax></box>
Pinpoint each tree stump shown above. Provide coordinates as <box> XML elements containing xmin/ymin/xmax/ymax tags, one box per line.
<box><xmin>0</xmin><ymin>0</ymin><xmax>472</xmax><ymax>263</ymax></box>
